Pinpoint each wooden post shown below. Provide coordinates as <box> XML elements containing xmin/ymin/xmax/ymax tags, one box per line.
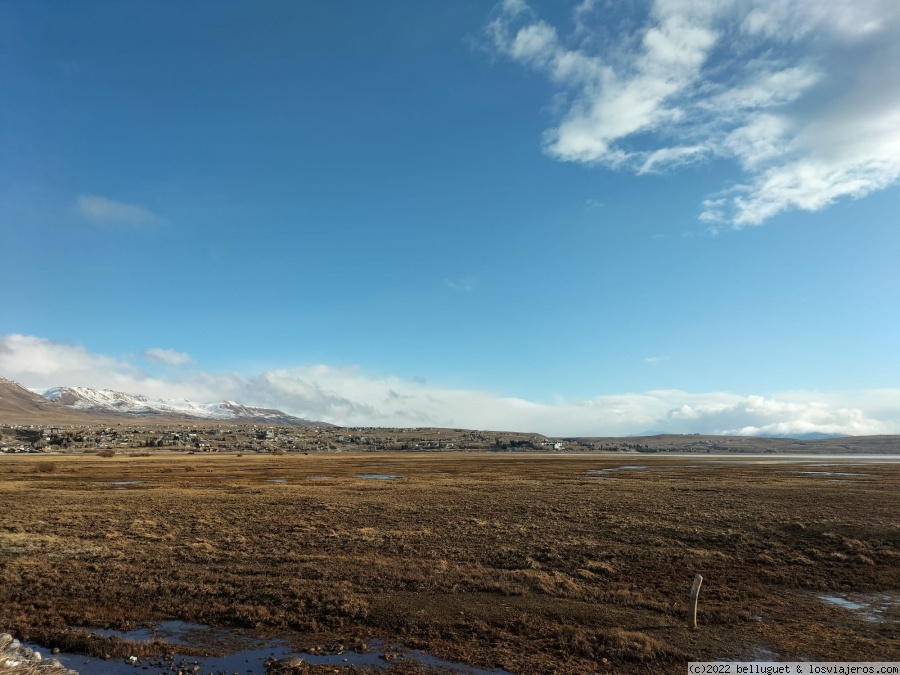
<box><xmin>689</xmin><ymin>574</ymin><xmax>703</xmax><ymax>628</ymax></box>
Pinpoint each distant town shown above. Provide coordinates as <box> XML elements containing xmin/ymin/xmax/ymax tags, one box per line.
<box><xmin>0</xmin><ymin>422</ymin><xmax>580</xmax><ymax>455</ymax></box>
<box><xmin>4</xmin><ymin>421</ymin><xmax>894</xmax><ymax>455</ymax></box>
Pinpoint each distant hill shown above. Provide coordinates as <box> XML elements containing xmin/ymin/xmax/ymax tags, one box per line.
<box><xmin>0</xmin><ymin>376</ymin><xmax>330</xmax><ymax>427</ymax></box>
<box><xmin>632</xmin><ymin>430</ymin><xmax>847</xmax><ymax>441</ymax></box>
<box><xmin>38</xmin><ymin>385</ymin><xmax>330</xmax><ymax>426</ymax></box>
<box><xmin>0</xmin><ymin>375</ymin><xmax>87</xmax><ymax>424</ymax></box>
<box><xmin>571</xmin><ymin>433</ymin><xmax>900</xmax><ymax>454</ymax></box>
<box><xmin>756</xmin><ymin>432</ymin><xmax>847</xmax><ymax>440</ymax></box>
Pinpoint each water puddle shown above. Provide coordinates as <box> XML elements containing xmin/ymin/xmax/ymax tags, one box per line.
<box><xmin>794</xmin><ymin>471</ymin><xmax>871</xmax><ymax>477</ymax></box>
<box><xmin>746</xmin><ymin>646</ymin><xmax>778</xmax><ymax>661</ymax></box>
<box><xmin>587</xmin><ymin>465</ymin><xmax>648</xmax><ymax>476</ymax></box>
<box><xmin>24</xmin><ymin>622</ymin><xmax>512</xmax><ymax>675</ymax></box>
<box><xmin>819</xmin><ymin>593</ymin><xmax>900</xmax><ymax>621</ymax></box>
<box><xmin>266</xmin><ymin>479</ymin><xmax>288</xmax><ymax>483</ymax></box>
<box><xmin>71</xmin><ymin>620</ymin><xmax>211</xmax><ymax>643</ymax></box>
<box><xmin>354</xmin><ymin>474</ymin><xmax>404</xmax><ymax>480</ymax></box>
<box><xmin>295</xmin><ymin>642</ymin><xmax>512</xmax><ymax>674</ymax></box>
<box><xmin>696</xmin><ymin>455</ymin><xmax>900</xmax><ymax>466</ymax></box>
<box><xmin>821</xmin><ymin>595</ymin><xmax>866</xmax><ymax>611</ymax></box>
<box><xmin>24</xmin><ymin>641</ymin><xmax>285</xmax><ymax>675</ymax></box>
<box><xmin>716</xmin><ymin>645</ymin><xmax>779</xmax><ymax>663</ymax></box>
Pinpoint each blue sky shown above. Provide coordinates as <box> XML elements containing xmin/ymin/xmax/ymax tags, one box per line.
<box><xmin>3</xmin><ymin>0</ymin><xmax>900</xmax><ymax>435</ymax></box>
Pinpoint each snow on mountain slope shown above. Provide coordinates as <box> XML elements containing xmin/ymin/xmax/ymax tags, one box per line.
<box><xmin>39</xmin><ymin>386</ymin><xmax>330</xmax><ymax>426</ymax></box>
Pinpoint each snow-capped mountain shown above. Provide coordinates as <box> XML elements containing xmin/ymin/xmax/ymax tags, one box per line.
<box><xmin>38</xmin><ymin>386</ymin><xmax>329</xmax><ymax>426</ymax></box>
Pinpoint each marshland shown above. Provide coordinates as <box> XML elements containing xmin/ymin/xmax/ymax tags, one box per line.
<box><xmin>1</xmin><ymin>452</ymin><xmax>899</xmax><ymax>673</ymax></box>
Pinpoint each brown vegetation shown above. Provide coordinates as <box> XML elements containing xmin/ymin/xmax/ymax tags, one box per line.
<box><xmin>30</xmin><ymin>462</ymin><xmax>56</xmax><ymax>474</ymax></box>
<box><xmin>1</xmin><ymin>453</ymin><xmax>898</xmax><ymax>674</ymax></box>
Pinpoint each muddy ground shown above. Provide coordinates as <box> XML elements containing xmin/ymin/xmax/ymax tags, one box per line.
<box><xmin>1</xmin><ymin>453</ymin><xmax>898</xmax><ymax>673</ymax></box>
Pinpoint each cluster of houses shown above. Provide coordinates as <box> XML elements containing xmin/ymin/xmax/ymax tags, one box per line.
<box><xmin>0</xmin><ymin>441</ymin><xmax>38</xmax><ymax>453</ymax></box>
<box><xmin>0</xmin><ymin>422</ymin><xmax>576</xmax><ymax>455</ymax></box>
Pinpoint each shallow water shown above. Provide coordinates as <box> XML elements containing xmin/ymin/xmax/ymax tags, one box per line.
<box><xmin>25</xmin><ymin>622</ymin><xmax>512</xmax><ymax>675</ymax></box>
<box><xmin>24</xmin><ymin>641</ymin><xmax>289</xmax><ymax>675</ymax></box>
<box><xmin>819</xmin><ymin>593</ymin><xmax>900</xmax><ymax>621</ymax></box>
<box><xmin>539</xmin><ymin>453</ymin><xmax>900</xmax><ymax>463</ymax></box>
<box><xmin>653</xmin><ymin>454</ymin><xmax>900</xmax><ymax>466</ymax></box>
<box><xmin>716</xmin><ymin>645</ymin><xmax>779</xmax><ymax>663</ymax></box>
<box><xmin>587</xmin><ymin>465</ymin><xmax>648</xmax><ymax>476</ymax></box>
<box><xmin>821</xmin><ymin>595</ymin><xmax>866</xmax><ymax>611</ymax></box>
<box><xmin>354</xmin><ymin>474</ymin><xmax>404</xmax><ymax>480</ymax></box>
<box><xmin>794</xmin><ymin>471</ymin><xmax>872</xmax><ymax>476</ymax></box>
<box><xmin>76</xmin><ymin>620</ymin><xmax>213</xmax><ymax>643</ymax></box>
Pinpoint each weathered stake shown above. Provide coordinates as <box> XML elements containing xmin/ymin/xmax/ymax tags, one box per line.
<box><xmin>689</xmin><ymin>574</ymin><xmax>703</xmax><ymax>628</ymax></box>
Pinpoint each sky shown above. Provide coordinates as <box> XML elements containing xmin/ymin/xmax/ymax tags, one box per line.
<box><xmin>2</xmin><ymin>0</ymin><xmax>899</xmax><ymax>436</ymax></box>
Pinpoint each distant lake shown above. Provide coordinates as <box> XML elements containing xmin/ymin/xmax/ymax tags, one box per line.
<box><xmin>546</xmin><ymin>452</ymin><xmax>900</xmax><ymax>464</ymax></box>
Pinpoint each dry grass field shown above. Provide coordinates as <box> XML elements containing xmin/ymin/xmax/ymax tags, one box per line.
<box><xmin>1</xmin><ymin>453</ymin><xmax>898</xmax><ymax>674</ymax></box>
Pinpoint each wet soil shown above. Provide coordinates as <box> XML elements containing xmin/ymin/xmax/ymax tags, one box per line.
<box><xmin>1</xmin><ymin>453</ymin><xmax>899</xmax><ymax>673</ymax></box>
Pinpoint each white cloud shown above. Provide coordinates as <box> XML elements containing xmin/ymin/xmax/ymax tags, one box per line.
<box><xmin>0</xmin><ymin>334</ymin><xmax>152</xmax><ymax>393</ymax></box>
<box><xmin>488</xmin><ymin>0</ymin><xmax>900</xmax><ymax>226</ymax></box>
<box><xmin>501</xmin><ymin>0</ymin><xmax>529</xmax><ymax>18</ymax></box>
<box><xmin>699</xmin><ymin>198</ymin><xmax>727</xmax><ymax>223</ymax></box>
<box><xmin>75</xmin><ymin>194</ymin><xmax>158</xmax><ymax>225</ymax></box>
<box><xmin>643</xmin><ymin>355</ymin><xmax>669</xmax><ymax>365</ymax></box>
<box><xmin>639</xmin><ymin>145</ymin><xmax>707</xmax><ymax>174</ymax></box>
<box><xmin>444</xmin><ymin>277</ymin><xmax>477</xmax><ymax>292</ymax></box>
<box><xmin>3</xmin><ymin>334</ymin><xmax>900</xmax><ymax>437</ymax></box>
<box><xmin>144</xmin><ymin>348</ymin><xmax>193</xmax><ymax>367</ymax></box>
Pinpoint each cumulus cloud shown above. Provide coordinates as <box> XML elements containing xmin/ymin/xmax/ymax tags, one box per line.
<box><xmin>643</xmin><ymin>355</ymin><xmax>669</xmax><ymax>365</ymax></box>
<box><xmin>144</xmin><ymin>348</ymin><xmax>193</xmax><ymax>367</ymax></box>
<box><xmin>2</xmin><ymin>333</ymin><xmax>899</xmax><ymax>437</ymax></box>
<box><xmin>487</xmin><ymin>0</ymin><xmax>900</xmax><ymax>226</ymax></box>
<box><xmin>0</xmin><ymin>334</ymin><xmax>142</xmax><ymax>385</ymax></box>
<box><xmin>75</xmin><ymin>194</ymin><xmax>158</xmax><ymax>225</ymax></box>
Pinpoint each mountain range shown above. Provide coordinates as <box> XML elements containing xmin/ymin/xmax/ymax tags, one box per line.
<box><xmin>0</xmin><ymin>376</ymin><xmax>329</xmax><ymax>426</ymax></box>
